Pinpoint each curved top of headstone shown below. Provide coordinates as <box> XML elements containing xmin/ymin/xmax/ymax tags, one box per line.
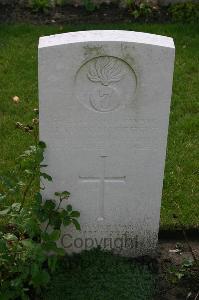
<box><xmin>39</xmin><ymin>30</ymin><xmax>174</xmax><ymax>49</ymax></box>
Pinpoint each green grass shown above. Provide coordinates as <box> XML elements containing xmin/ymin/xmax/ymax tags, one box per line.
<box><xmin>0</xmin><ymin>23</ymin><xmax>198</xmax><ymax>229</ymax></box>
<box><xmin>43</xmin><ymin>248</ymin><xmax>155</xmax><ymax>300</ymax></box>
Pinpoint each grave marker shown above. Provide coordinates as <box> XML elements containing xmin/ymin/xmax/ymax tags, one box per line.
<box><xmin>39</xmin><ymin>30</ymin><xmax>175</xmax><ymax>256</ymax></box>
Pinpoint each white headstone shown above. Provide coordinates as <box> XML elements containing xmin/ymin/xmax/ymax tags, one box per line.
<box><xmin>39</xmin><ymin>30</ymin><xmax>175</xmax><ymax>257</ymax></box>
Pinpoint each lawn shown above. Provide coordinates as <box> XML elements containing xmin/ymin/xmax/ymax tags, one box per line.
<box><xmin>0</xmin><ymin>23</ymin><xmax>198</xmax><ymax>230</ymax></box>
<box><xmin>43</xmin><ymin>248</ymin><xmax>155</xmax><ymax>300</ymax></box>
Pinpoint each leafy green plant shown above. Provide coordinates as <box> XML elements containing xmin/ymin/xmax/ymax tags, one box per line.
<box><xmin>169</xmin><ymin>2</ymin><xmax>199</xmax><ymax>23</ymax></box>
<box><xmin>165</xmin><ymin>211</ymin><xmax>199</xmax><ymax>291</ymax></box>
<box><xmin>125</xmin><ymin>0</ymin><xmax>153</xmax><ymax>19</ymax></box>
<box><xmin>30</xmin><ymin>0</ymin><xmax>50</xmax><ymax>12</ymax></box>
<box><xmin>83</xmin><ymin>0</ymin><xmax>97</xmax><ymax>12</ymax></box>
<box><xmin>0</xmin><ymin>109</ymin><xmax>80</xmax><ymax>299</ymax></box>
<box><xmin>167</xmin><ymin>258</ymin><xmax>194</xmax><ymax>284</ymax></box>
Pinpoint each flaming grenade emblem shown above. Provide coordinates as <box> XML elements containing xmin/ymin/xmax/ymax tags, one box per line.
<box><xmin>87</xmin><ymin>57</ymin><xmax>125</xmax><ymax>112</ymax></box>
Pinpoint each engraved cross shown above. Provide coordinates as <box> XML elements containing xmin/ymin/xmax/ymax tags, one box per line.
<box><xmin>79</xmin><ymin>156</ymin><xmax>126</xmax><ymax>221</ymax></box>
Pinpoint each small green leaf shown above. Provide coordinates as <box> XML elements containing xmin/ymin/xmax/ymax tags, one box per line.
<box><xmin>42</xmin><ymin>241</ymin><xmax>57</xmax><ymax>252</ymax></box>
<box><xmin>0</xmin><ymin>176</ymin><xmax>15</xmax><ymax>189</ymax></box>
<box><xmin>50</xmin><ymin>230</ymin><xmax>61</xmax><ymax>241</ymax></box>
<box><xmin>61</xmin><ymin>209</ymin><xmax>69</xmax><ymax>217</ymax></box>
<box><xmin>62</xmin><ymin>217</ymin><xmax>71</xmax><ymax>226</ymax></box>
<box><xmin>55</xmin><ymin>191</ymin><xmax>70</xmax><ymax>198</ymax></box>
<box><xmin>35</xmin><ymin>192</ymin><xmax>42</xmax><ymax>204</ymax></box>
<box><xmin>21</xmin><ymin>239</ymin><xmax>34</xmax><ymax>248</ymax></box>
<box><xmin>0</xmin><ymin>240</ymin><xmax>7</xmax><ymax>252</ymax></box>
<box><xmin>17</xmin><ymin>181</ymin><xmax>26</xmax><ymax>188</ymax></box>
<box><xmin>24</xmin><ymin>218</ymin><xmax>41</xmax><ymax>238</ymax></box>
<box><xmin>41</xmin><ymin>232</ymin><xmax>50</xmax><ymax>241</ymax></box>
<box><xmin>61</xmin><ymin>191</ymin><xmax>70</xmax><ymax>198</ymax></box>
<box><xmin>176</xmin><ymin>272</ymin><xmax>184</xmax><ymax>280</ymax></box>
<box><xmin>43</xmin><ymin>200</ymin><xmax>56</xmax><ymax>211</ymax></box>
<box><xmin>0</xmin><ymin>193</ymin><xmax>6</xmax><ymax>201</ymax></box>
<box><xmin>11</xmin><ymin>202</ymin><xmax>21</xmax><ymax>211</ymax></box>
<box><xmin>36</xmin><ymin>151</ymin><xmax>44</xmax><ymax>163</ymax></box>
<box><xmin>38</xmin><ymin>141</ymin><xmax>46</xmax><ymax>149</ymax></box>
<box><xmin>37</xmin><ymin>209</ymin><xmax>49</xmax><ymax>222</ymax></box>
<box><xmin>48</xmin><ymin>255</ymin><xmax>58</xmax><ymax>272</ymax></box>
<box><xmin>31</xmin><ymin>263</ymin><xmax>40</xmax><ymax>277</ymax></box>
<box><xmin>71</xmin><ymin>219</ymin><xmax>81</xmax><ymax>231</ymax></box>
<box><xmin>0</xmin><ymin>207</ymin><xmax>11</xmax><ymax>215</ymax></box>
<box><xmin>70</xmin><ymin>211</ymin><xmax>80</xmax><ymax>218</ymax></box>
<box><xmin>49</xmin><ymin>211</ymin><xmax>62</xmax><ymax>229</ymax></box>
<box><xmin>182</xmin><ymin>258</ymin><xmax>193</xmax><ymax>268</ymax></box>
<box><xmin>56</xmin><ymin>248</ymin><xmax>65</xmax><ymax>256</ymax></box>
<box><xmin>54</xmin><ymin>192</ymin><xmax>61</xmax><ymax>196</ymax></box>
<box><xmin>3</xmin><ymin>233</ymin><xmax>18</xmax><ymax>241</ymax></box>
<box><xmin>67</xmin><ymin>204</ymin><xmax>72</xmax><ymax>212</ymax></box>
<box><xmin>24</xmin><ymin>169</ymin><xmax>33</xmax><ymax>175</ymax></box>
<box><xmin>32</xmin><ymin>269</ymin><xmax>50</xmax><ymax>287</ymax></box>
<box><xmin>40</xmin><ymin>172</ymin><xmax>52</xmax><ymax>181</ymax></box>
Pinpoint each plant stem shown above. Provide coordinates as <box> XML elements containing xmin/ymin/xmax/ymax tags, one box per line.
<box><xmin>194</xmin><ymin>291</ymin><xmax>199</xmax><ymax>300</ymax></box>
<box><xmin>44</xmin><ymin>197</ymin><xmax>62</xmax><ymax>233</ymax></box>
<box><xmin>20</xmin><ymin>173</ymin><xmax>36</xmax><ymax>211</ymax></box>
<box><xmin>182</xmin><ymin>229</ymin><xmax>198</xmax><ymax>266</ymax></box>
<box><xmin>175</xmin><ymin>203</ymin><xmax>198</xmax><ymax>266</ymax></box>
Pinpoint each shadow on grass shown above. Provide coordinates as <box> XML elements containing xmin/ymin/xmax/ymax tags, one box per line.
<box><xmin>43</xmin><ymin>247</ymin><xmax>156</xmax><ymax>300</ymax></box>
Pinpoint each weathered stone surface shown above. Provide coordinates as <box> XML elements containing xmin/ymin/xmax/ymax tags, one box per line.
<box><xmin>39</xmin><ymin>30</ymin><xmax>175</xmax><ymax>256</ymax></box>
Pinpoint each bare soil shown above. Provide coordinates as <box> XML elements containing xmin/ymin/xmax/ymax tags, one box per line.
<box><xmin>153</xmin><ymin>238</ymin><xmax>199</xmax><ymax>300</ymax></box>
